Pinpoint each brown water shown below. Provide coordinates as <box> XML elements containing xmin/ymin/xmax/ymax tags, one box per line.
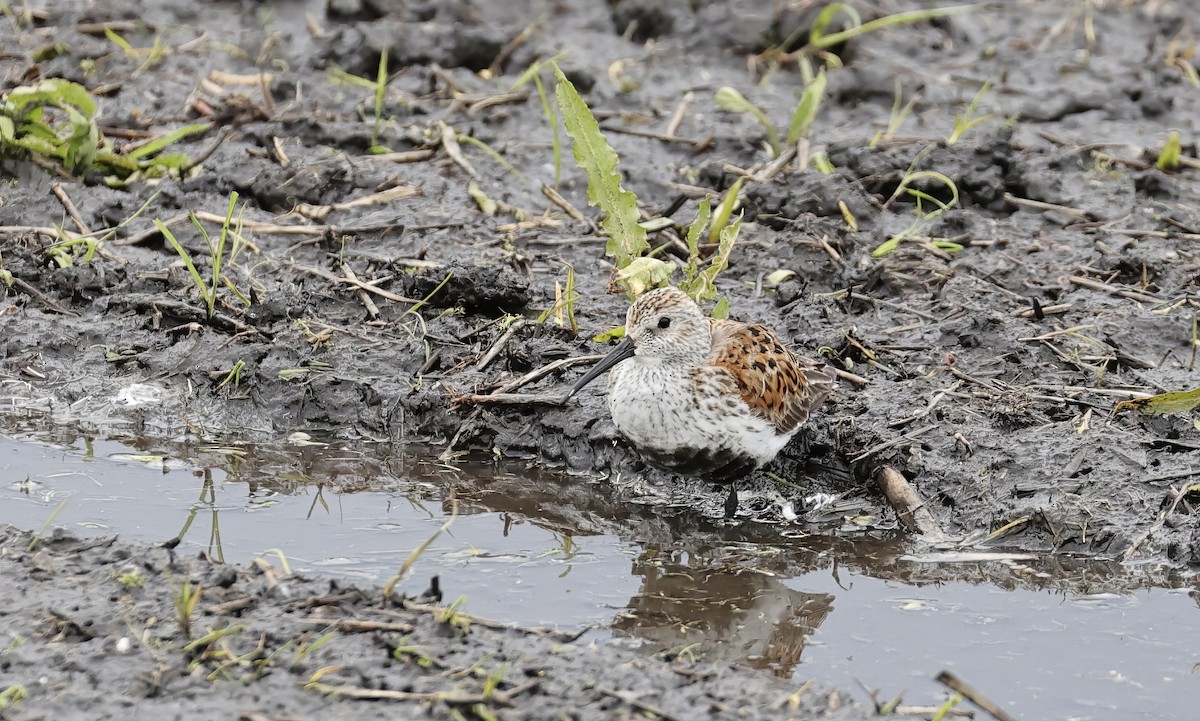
<box><xmin>1</xmin><ymin>431</ymin><xmax>1196</xmax><ymax>720</ymax></box>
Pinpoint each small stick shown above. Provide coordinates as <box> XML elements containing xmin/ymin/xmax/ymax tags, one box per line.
<box><xmin>1068</xmin><ymin>274</ymin><xmax>1163</xmax><ymax>304</ymax></box>
<box><xmin>598</xmin><ymin>689</ymin><xmax>684</xmax><ymax>721</ymax></box>
<box><xmin>458</xmin><ymin>391</ymin><xmax>573</xmax><ymax>406</ymax></box>
<box><xmin>541</xmin><ymin>184</ymin><xmax>586</xmax><ymax>222</ymax></box>
<box><xmin>664</xmin><ymin>91</ymin><xmax>693</xmax><ymax>137</ymax></box>
<box><xmin>488</xmin><ymin>16</ymin><xmax>541</xmax><ymax>77</ymax></box>
<box><xmin>817</xmin><ymin>234</ymin><xmax>845</xmax><ymax>266</ymax></box>
<box><xmin>875</xmin><ymin>465</ymin><xmax>946</xmax><ymax>541</ymax></box>
<box><xmin>114</xmin><ymin>213</ymin><xmax>190</xmax><ymax>246</ymax></box>
<box><xmin>363</xmin><ymin>149</ymin><xmax>436</xmax><ymax>164</ymax></box>
<box><xmin>342</xmin><ymin>264</ymin><xmax>379</xmax><ymax>318</ymax></box>
<box><xmin>310</xmin><ymin>683</ymin><xmax>517</xmax><ymax>707</ymax></box>
<box><xmin>851</xmin><ymin>425</ymin><xmax>937</xmax><ymax>463</ymax></box>
<box><xmin>292</xmin><ymin>263</ymin><xmax>419</xmax><ymax>304</ymax></box>
<box><xmin>1015</xmin><ymin>302</ymin><xmax>1071</xmax><ymax>318</ymax></box>
<box><xmin>831</xmin><ymin>367</ymin><xmax>869</xmax><ymax>387</ymax></box>
<box><xmin>1122</xmin><ymin>484</ymin><xmax>1193</xmax><ymax>561</ymax></box>
<box><xmin>439</xmin><ymin>123</ymin><xmax>480</xmax><ymax>179</ymax></box>
<box><xmin>888</xmin><ymin>381</ymin><xmax>963</xmax><ymax>428</ymax></box>
<box><xmin>475</xmin><ymin>319</ymin><xmax>528</xmax><ymax>371</ymax></box>
<box><xmin>598</xmin><ymin>124</ymin><xmax>710</xmax><ymax>148</ymax></box>
<box><xmin>299</xmin><ymin>618</ymin><xmax>414</xmax><ymax>633</ymax></box>
<box><xmin>492</xmin><ymin>355</ymin><xmax>603</xmax><ymax>395</ymax></box>
<box><xmin>1003</xmin><ymin>192</ymin><xmax>1089</xmax><ymax>220</ymax></box>
<box><xmin>9</xmin><ymin>277</ymin><xmax>78</xmax><ymax>316</ymax></box>
<box><xmin>935</xmin><ymin>671</ymin><xmax>1017</xmax><ymax>721</ymax></box>
<box><xmin>50</xmin><ymin>183</ymin><xmax>91</xmax><ymax>235</ymax></box>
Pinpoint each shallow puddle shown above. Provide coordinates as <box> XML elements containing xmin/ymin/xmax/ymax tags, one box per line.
<box><xmin>1</xmin><ymin>431</ymin><xmax>1196</xmax><ymax>719</ymax></box>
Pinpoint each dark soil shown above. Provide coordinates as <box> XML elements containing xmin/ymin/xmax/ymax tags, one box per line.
<box><xmin>3</xmin><ymin>0</ymin><xmax>1200</xmax><ymax>713</ymax></box>
<box><xmin>0</xmin><ymin>524</ymin><xmax>867</xmax><ymax>720</ymax></box>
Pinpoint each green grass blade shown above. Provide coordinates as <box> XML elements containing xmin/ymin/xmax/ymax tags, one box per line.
<box><xmin>157</xmin><ymin>219</ymin><xmax>212</xmax><ymax>311</ymax></box>
<box><xmin>127</xmin><ymin>122</ymin><xmax>211</xmax><ymax>159</ymax></box>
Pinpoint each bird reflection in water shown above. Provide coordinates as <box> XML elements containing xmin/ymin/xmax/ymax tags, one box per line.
<box><xmin>611</xmin><ymin>547</ymin><xmax>834</xmax><ymax>677</ymax></box>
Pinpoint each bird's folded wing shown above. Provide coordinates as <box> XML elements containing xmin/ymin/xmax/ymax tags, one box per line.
<box><xmin>705</xmin><ymin>319</ymin><xmax>834</xmax><ymax>435</ymax></box>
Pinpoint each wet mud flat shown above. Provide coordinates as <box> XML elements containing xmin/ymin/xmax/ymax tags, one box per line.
<box><xmin>0</xmin><ymin>524</ymin><xmax>872</xmax><ymax>721</ymax></box>
<box><xmin>2</xmin><ymin>0</ymin><xmax>1200</xmax><ymax>716</ymax></box>
<box><xmin>2</xmin><ymin>0</ymin><xmax>1197</xmax><ymax>557</ymax></box>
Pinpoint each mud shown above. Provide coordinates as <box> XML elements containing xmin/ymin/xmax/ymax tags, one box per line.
<box><xmin>3</xmin><ymin>0</ymin><xmax>1200</xmax><ymax>715</ymax></box>
<box><xmin>0</xmin><ymin>523</ymin><xmax>873</xmax><ymax>720</ymax></box>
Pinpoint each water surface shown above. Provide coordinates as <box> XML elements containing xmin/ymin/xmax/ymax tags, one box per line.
<box><xmin>1</xmin><ymin>432</ymin><xmax>1195</xmax><ymax>720</ymax></box>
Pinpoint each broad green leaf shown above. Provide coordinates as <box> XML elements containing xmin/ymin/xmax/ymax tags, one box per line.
<box><xmin>6</xmin><ymin>78</ymin><xmax>96</xmax><ymax>116</ymax></box>
<box><xmin>701</xmin><ymin>213</ymin><xmax>742</xmax><ymax>296</ymax></box>
<box><xmin>1115</xmin><ymin>388</ymin><xmax>1200</xmax><ymax>416</ymax></box>
<box><xmin>553</xmin><ymin>64</ymin><xmax>647</xmax><ymax>275</ymax></box>
<box><xmin>711</xmin><ymin>296</ymin><xmax>730</xmax><ymax>319</ymax></box>
<box><xmin>613</xmin><ymin>256</ymin><xmax>674</xmax><ymax>297</ymax></box>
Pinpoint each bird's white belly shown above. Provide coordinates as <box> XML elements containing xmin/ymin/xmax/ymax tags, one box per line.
<box><xmin>606</xmin><ymin>360</ymin><xmax>788</xmax><ymax>468</ymax></box>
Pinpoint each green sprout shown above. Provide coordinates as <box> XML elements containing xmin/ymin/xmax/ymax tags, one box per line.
<box><xmin>1156</xmin><ymin>131</ymin><xmax>1182</xmax><ymax>171</ymax></box>
<box><xmin>871</xmin><ymin>169</ymin><xmax>962</xmax><ymax>257</ymax></box>
<box><xmin>156</xmin><ymin>192</ymin><xmax>244</xmax><ymax>319</ymax></box>
<box><xmin>946</xmin><ymin>80</ymin><xmax>993</xmax><ymax>145</ymax></box>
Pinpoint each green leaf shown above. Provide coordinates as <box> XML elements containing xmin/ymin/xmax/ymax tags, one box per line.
<box><xmin>553</xmin><ymin>64</ymin><xmax>647</xmax><ymax>277</ymax></box>
<box><xmin>1157</xmin><ymin>131</ymin><xmax>1182</xmax><ymax>171</ymax></box>
<box><xmin>701</xmin><ymin>213</ymin><xmax>742</xmax><ymax>295</ymax></box>
<box><xmin>711</xmin><ymin>296</ymin><xmax>730</xmax><ymax>319</ymax></box>
<box><xmin>593</xmin><ymin>325</ymin><xmax>625</xmax><ymax>343</ymax></box>
<box><xmin>6</xmin><ymin>78</ymin><xmax>97</xmax><ymax>116</ymax></box>
<box><xmin>786</xmin><ymin>70</ymin><xmax>827</xmax><ymax>144</ymax></box>
<box><xmin>681</xmin><ymin>196</ymin><xmax>712</xmax><ymax>287</ymax></box>
<box><xmin>1115</xmin><ymin>388</ymin><xmax>1200</xmax><ymax>416</ymax></box>
<box><xmin>613</xmin><ymin>256</ymin><xmax>675</xmax><ymax>297</ymax></box>
<box><xmin>714</xmin><ymin>87</ymin><xmax>779</xmax><ymax>153</ymax></box>
<box><xmin>127</xmin><ymin>123</ymin><xmax>210</xmax><ymax>159</ymax></box>
<box><xmin>708</xmin><ymin>176</ymin><xmax>744</xmax><ymax>245</ymax></box>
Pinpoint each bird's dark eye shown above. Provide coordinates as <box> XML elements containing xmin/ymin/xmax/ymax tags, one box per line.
<box><xmin>657</xmin><ymin>316</ymin><xmax>671</xmax><ymax>329</ymax></box>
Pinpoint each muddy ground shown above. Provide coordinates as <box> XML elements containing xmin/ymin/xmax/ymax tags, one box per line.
<box><xmin>0</xmin><ymin>523</ymin><xmax>872</xmax><ymax>720</ymax></box>
<box><xmin>2</xmin><ymin>0</ymin><xmax>1200</xmax><ymax>715</ymax></box>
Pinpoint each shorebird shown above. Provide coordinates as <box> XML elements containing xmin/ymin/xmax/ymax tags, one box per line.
<box><xmin>563</xmin><ymin>286</ymin><xmax>834</xmax><ymax>516</ymax></box>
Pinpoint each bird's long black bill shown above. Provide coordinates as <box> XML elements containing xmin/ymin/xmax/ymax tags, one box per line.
<box><xmin>561</xmin><ymin>337</ymin><xmax>635</xmax><ymax>403</ymax></box>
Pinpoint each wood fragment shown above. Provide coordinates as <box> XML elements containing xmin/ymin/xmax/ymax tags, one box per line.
<box><xmin>458</xmin><ymin>391</ymin><xmax>573</xmax><ymax>406</ymax></box>
<box><xmin>9</xmin><ymin>277</ymin><xmax>78</xmax><ymax>316</ymax></box>
<box><xmin>1068</xmin><ymin>274</ymin><xmax>1163</xmax><ymax>304</ymax></box>
<box><xmin>292</xmin><ymin>263</ymin><xmax>419</xmax><ymax>304</ymax></box>
<box><xmin>475</xmin><ymin>319</ymin><xmax>528</xmax><ymax>371</ymax></box>
<box><xmin>342</xmin><ymin>264</ymin><xmax>380</xmax><ymax>318</ymax></box>
<box><xmin>875</xmin><ymin>465</ymin><xmax>946</xmax><ymax>542</ymax></box>
<box><xmin>1003</xmin><ymin>192</ymin><xmax>1090</xmax><ymax>220</ymax></box>
<box><xmin>50</xmin><ymin>183</ymin><xmax>91</xmax><ymax>235</ymax></box>
<box><xmin>299</xmin><ymin>618</ymin><xmax>414</xmax><ymax>633</ymax></box>
<box><xmin>438</xmin><ymin>122</ymin><xmax>480</xmax><ymax>179</ymax></box>
<box><xmin>541</xmin><ymin>184</ymin><xmax>586</xmax><ymax>222</ymax></box>
<box><xmin>935</xmin><ymin>670</ymin><xmax>1018</xmax><ymax>721</ymax></box>
<box><xmin>599</xmin><ymin>123</ymin><xmax>710</xmax><ymax>148</ymax></box>
<box><xmin>851</xmin><ymin>425</ymin><xmax>938</xmax><ymax>463</ymax></box>
<box><xmin>598</xmin><ymin>688</ymin><xmax>684</xmax><ymax>721</ymax></box>
<box><xmin>664</xmin><ymin>91</ymin><xmax>693</xmax><ymax>138</ymax></box>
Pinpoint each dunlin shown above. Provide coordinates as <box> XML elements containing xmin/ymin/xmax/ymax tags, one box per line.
<box><xmin>564</xmin><ymin>287</ymin><xmax>834</xmax><ymax>515</ymax></box>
